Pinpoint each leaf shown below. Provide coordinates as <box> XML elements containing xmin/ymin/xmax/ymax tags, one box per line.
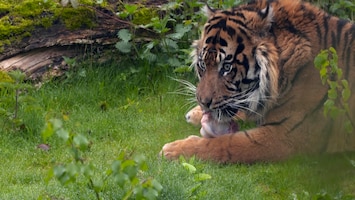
<box><xmin>314</xmin><ymin>52</ymin><xmax>328</xmax><ymax>70</ymax></box>
<box><xmin>167</xmin><ymin>57</ymin><xmax>181</xmax><ymax>67</ymax></box>
<box><xmin>167</xmin><ymin>24</ymin><xmax>192</xmax><ymax>39</ymax></box>
<box><xmin>115</xmin><ymin>41</ymin><xmax>132</xmax><ymax>53</ymax></box>
<box><xmin>327</xmin><ymin>88</ymin><xmax>338</xmax><ymax>100</ymax></box>
<box><xmin>341</xmin><ymin>80</ymin><xmax>351</xmax><ymax>102</ymax></box>
<box><xmin>350</xmin><ymin>159</ymin><xmax>355</xmax><ymax>167</ymax></box>
<box><xmin>161</xmin><ymin>38</ymin><xmax>178</xmax><ymax>50</ymax></box>
<box><xmin>50</xmin><ymin>118</ymin><xmax>63</xmax><ymax>131</ymax></box>
<box><xmin>124</xmin><ymin>4</ymin><xmax>138</xmax><ymax>14</ymax></box>
<box><xmin>344</xmin><ymin>120</ymin><xmax>354</xmax><ymax>134</ymax></box>
<box><xmin>69</xmin><ymin>0</ymin><xmax>79</xmax><ymax>8</ymax></box>
<box><xmin>73</xmin><ymin>134</ymin><xmax>90</xmax><ymax>151</ymax></box>
<box><xmin>114</xmin><ymin>173</ymin><xmax>129</xmax><ymax>187</ymax></box>
<box><xmin>56</xmin><ymin>128</ymin><xmax>69</xmax><ymax>142</ymax></box>
<box><xmin>194</xmin><ymin>173</ymin><xmax>212</xmax><ymax>182</ymax></box>
<box><xmin>41</xmin><ymin>121</ymin><xmax>54</xmax><ymax>142</ymax></box>
<box><xmin>151</xmin><ymin>179</ymin><xmax>163</xmax><ymax>192</ymax></box>
<box><xmin>182</xmin><ymin>162</ymin><xmax>196</xmax><ymax>174</ymax></box>
<box><xmin>111</xmin><ymin>160</ymin><xmax>121</xmax><ymax>173</ymax></box>
<box><xmin>117</xmin><ymin>29</ymin><xmax>132</xmax><ymax>42</ymax></box>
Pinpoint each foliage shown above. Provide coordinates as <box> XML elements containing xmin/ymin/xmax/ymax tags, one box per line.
<box><xmin>0</xmin><ymin>70</ymin><xmax>38</xmax><ymax>130</ymax></box>
<box><xmin>314</xmin><ymin>47</ymin><xmax>354</xmax><ymax>133</ymax></box>
<box><xmin>42</xmin><ymin>117</ymin><xmax>163</xmax><ymax>200</ymax></box>
<box><xmin>312</xmin><ymin>0</ymin><xmax>355</xmax><ymax>20</ymax></box>
<box><xmin>179</xmin><ymin>157</ymin><xmax>212</xmax><ymax>200</ymax></box>
<box><xmin>115</xmin><ymin>0</ymin><xmax>246</xmax><ymax>76</ymax></box>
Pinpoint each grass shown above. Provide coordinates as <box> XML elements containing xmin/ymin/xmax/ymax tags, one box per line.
<box><xmin>0</xmin><ymin>60</ymin><xmax>355</xmax><ymax>199</ymax></box>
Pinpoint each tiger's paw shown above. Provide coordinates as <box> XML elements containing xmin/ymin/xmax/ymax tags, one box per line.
<box><xmin>185</xmin><ymin>105</ymin><xmax>203</xmax><ymax>126</ymax></box>
<box><xmin>161</xmin><ymin>135</ymin><xmax>201</xmax><ymax>160</ymax></box>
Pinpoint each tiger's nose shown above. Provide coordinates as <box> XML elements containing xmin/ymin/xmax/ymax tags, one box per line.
<box><xmin>200</xmin><ymin>97</ymin><xmax>213</xmax><ymax>109</ymax></box>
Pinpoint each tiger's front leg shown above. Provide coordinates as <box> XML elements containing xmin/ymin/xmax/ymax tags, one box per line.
<box><xmin>161</xmin><ymin>126</ymin><xmax>293</xmax><ymax>164</ymax></box>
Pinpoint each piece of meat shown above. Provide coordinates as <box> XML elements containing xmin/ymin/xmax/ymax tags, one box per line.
<box><xmin>200</xmin><ymin>112</ymin><xmax>239</xmax><ymax>138</ymax></box>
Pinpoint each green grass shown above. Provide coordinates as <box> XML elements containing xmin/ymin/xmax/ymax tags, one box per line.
<box><xmin>0</xmin><ymin>61</ymin><xmax>354</xmax><ymax>199</ymax></box>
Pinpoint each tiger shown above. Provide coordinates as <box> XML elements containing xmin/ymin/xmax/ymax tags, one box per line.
<box><xmin>161</xmin><ymin>0</ymin><xmax>355</xmax><ymax>164</ymax></box>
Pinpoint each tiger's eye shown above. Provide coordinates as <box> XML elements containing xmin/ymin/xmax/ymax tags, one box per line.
<box><xmin>223</xmin><ymin>63</ymin><xmax>231</xmax><ymax>72</ymax></box>
<box><xmin>198</xmin><ymin>61</ymin><xmax>206</xmax><ymax>71</ymax></box>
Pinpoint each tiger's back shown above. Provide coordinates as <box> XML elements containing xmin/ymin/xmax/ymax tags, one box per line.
<box><xmin>162</xmin><ymin>0</ymin><xmax>355</xmax><ymax>163</ymax></box>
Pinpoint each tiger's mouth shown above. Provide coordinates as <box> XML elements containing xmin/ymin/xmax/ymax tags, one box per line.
<box><xmin>200</xmin><ymin>111</ymin><xmax>239</xmax><ymax>138</ymax></box>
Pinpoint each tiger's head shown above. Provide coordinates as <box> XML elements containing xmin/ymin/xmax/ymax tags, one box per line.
<box><xmin>192</xmin><ymin>1</ymin><xmax>280</xmax><ymax>123</ymax></box>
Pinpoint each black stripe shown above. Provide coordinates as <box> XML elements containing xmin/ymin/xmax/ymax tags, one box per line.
<box><xmin>228</xmin><ymin>18</ymin><xmax>249</xmax><ymax>31</ymax></box>
<box><xmin>206</xmin><ymin>19</ymin><xmax>226</xmax><ymax>34</ymax></box>
<box><xmin>222</xmin><ymin>10</ymin><xmax>233</xmax><ymax>15</ymax></box>
<box><xmin>226</xmin><ymin>26</ymin><xmax>236</xmax><ymax>38</ymax></box>
<box><xmin>345</xmin><ymin>25</ymin><xmax>355</xmax><ymax>80</ymax></box>
<box><xmin>219</xmin><ymin>38</ymin><xmax>228</xmax><ymax>46</ymax></box>
<box><xmin>235</xmin><ymin>54</ymin><xmax>249</xmax><ymax>71</ymax></box>
<box><xmin>235</xmin><ymin>12</ymin><xmax>245</xmax><ymax>20</ymax></box>
<box><xmin>242</xmin><ymin>78</ymin><xmax>259</xmax><ymax>84</ymax></box>
<box><xmin>262</xmin><ymin>117</ymin><xmax>288</xmax><ymax>127</ymax></box>
<box><xmin>235</xmin><ymin>43</ymin><xmax>245</xmax><ymax>55</ymax></box>
<box><xmin>331</xmin><ymin>31</ymin><xmax>336</xmax><ymax>48</ymax></box>
<box><xmin>342</xmin><ymin>31</ymin><xmax>349</xmax><ymax>62</ymax></box>
<box><xmin>323</xmin><ymin>15</ymin><xmax>330</xmax><ymax>48</ymax></box>
<box><xmin>336</xmin><ymin>19</ymin><xmax>348</xmax><ymax>48</ymax></box>
<box><xmin>238</xmin><ymin>27</ymin><xmax>252</xmax><ymax>41</ymax></box>
<box><xmin>208</xmin><ymin>16</ymin><xmax>223</xmax><ymax>23</ymax></box>
<box><xmin>315</xmin><ymin>22</ymin><xmax>322</xmax><ymax>46</ymax></box>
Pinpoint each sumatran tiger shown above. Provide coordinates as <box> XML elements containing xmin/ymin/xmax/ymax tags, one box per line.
<box><xmin>161</xmin><ymin>0</ymin><xmax>355</xmax><ymax>164</ymax></box>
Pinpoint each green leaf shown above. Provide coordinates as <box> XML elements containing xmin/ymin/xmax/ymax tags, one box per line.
<box><xmin>8</xmin><ymin>70</ymin><xmax>26</xmax><ymax>83</ymax></box>
<box><xmin>152</xmin><ymin>179</ymin><xmax>163</xmax><ymax>192</ymax></box>
<box><xmin>167</xmin><ymin>24</ymin><xmax>192</xmax><ymax>39</ymax></box>
<box><xmin>115</xmin><ymin>41</ymin><xmax>132</xmax><ymax>53</ymax></box>
<box><xmin>69</xmin><ymin>0</ymin><xmax>79</xmax><ymax>8</ymax></box>
<box><xmin>92</xmin><ymin>178</ymin><xmax>103</xmax><ymax>193</ymax></box>
<box><xmin>117</xmin><ymin>29</ymin><xmax>132</xmax><ymax>42</ymax></box>
<box><xmin>314</xmin><ymin>52</ymin><xmax>327</xmax><ymax>70</ymax></box>
<box><xmin>114</xmin><ymin>173</ymin><xmax>129</xmax><ymax>187</ymax></box>
<box><xmin>56</xmin><ymin>128</ymin><xmax>69</xmax><ymax>142</ymax></box>
<box><xmin>182</xmin><ymin>162</ymin><xmax>196</xmax><ymax>174</ymax></box>
<box><xmin>111</xmin><ymin>160</ymin><xmax>121</xmax><ymax>173</ymax></box>
<box><xmin>73</xmin><ymin>134</ymin><xmax>90</xmax><ymax>151</ymax></box>
<box><xmin>41</xmin><ymin>121</ymin><xmax>54</xmax><ymax>142</ymax></box>
<box><xmin>194</xmin><ymin>173</ymin><xmax>212</xmax><ymax>182</ymax></box>
<box><xmin>50</xmin><ymin>118</ymin><xmax>63</xmax><ymax>131</ymax></box>
<box><xmin>161</xmin><ymin>38</ymin><xmax>178</xmax><ymax>50</ymax></box>
<box><xmin>327</xmin><ymin>88</ymin><xmax>337</xmax><ymax>100</ymax></box>
<box><xmin>350</xmin><ymin>159</ymin><xmax>355</xmax><ymax>167</ymax></box>
<box><xmin>344</xmin><ymin>120</ymin><xmax>354</xmax><ymax>134</ymax></box>
<box><xmin>167</xmin><ymin>57</ymin><xmax>181</xmax><ymax>67</ymax></box>
<box><xmin>124</xmin><ymin>4</ymin><xmax>138</xmax><ymax>14</ymax></box>
<box><xmin>341</xmin><ymin>80</ymin><xmax>351</xmax><ymax>102</ymax></box>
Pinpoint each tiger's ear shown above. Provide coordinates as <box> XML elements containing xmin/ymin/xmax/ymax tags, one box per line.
<box><xmin>254</xmin><ymin>4</ymin><xmax>274</xmax><ymax>34</ymax></box>
<box><xmin>202</xmin><ymin>4</ymin><xmax>216</xmax><ymax>18</ymax></box>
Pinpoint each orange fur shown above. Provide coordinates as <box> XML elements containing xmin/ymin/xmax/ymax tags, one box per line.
<box><xmin>162</xmin><ymin>0</ymin><xmax>355</xmax><ymax>163</ymax></box>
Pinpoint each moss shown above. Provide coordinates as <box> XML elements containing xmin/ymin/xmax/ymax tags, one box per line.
<box><xmin>0</xmin><ymin>0</ymin><xmax>100</xmax><ymax>53</ymax></box>
<box><xmin>132</xmin><ymin>7</ymin><xmax>158</xmax><ymax>25</ymax></box>
<box><xmin>0</xmin><ymin>71</ymin><xmax>14</xmax><ymax>84</ymax></box>
<box><xmin>0</xmin><ymin>2</ymin><xmax>11</xmax><ymax>15</ymax></box>
<box><xmin>55</xmin><ymin>6</ymin><xmax>96</xmax><ymax>30</ymax></box>
<box><xmin>13</xmin><ymin>0</ymin><xmax>54</xmax><ymax>18</ymax></box>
